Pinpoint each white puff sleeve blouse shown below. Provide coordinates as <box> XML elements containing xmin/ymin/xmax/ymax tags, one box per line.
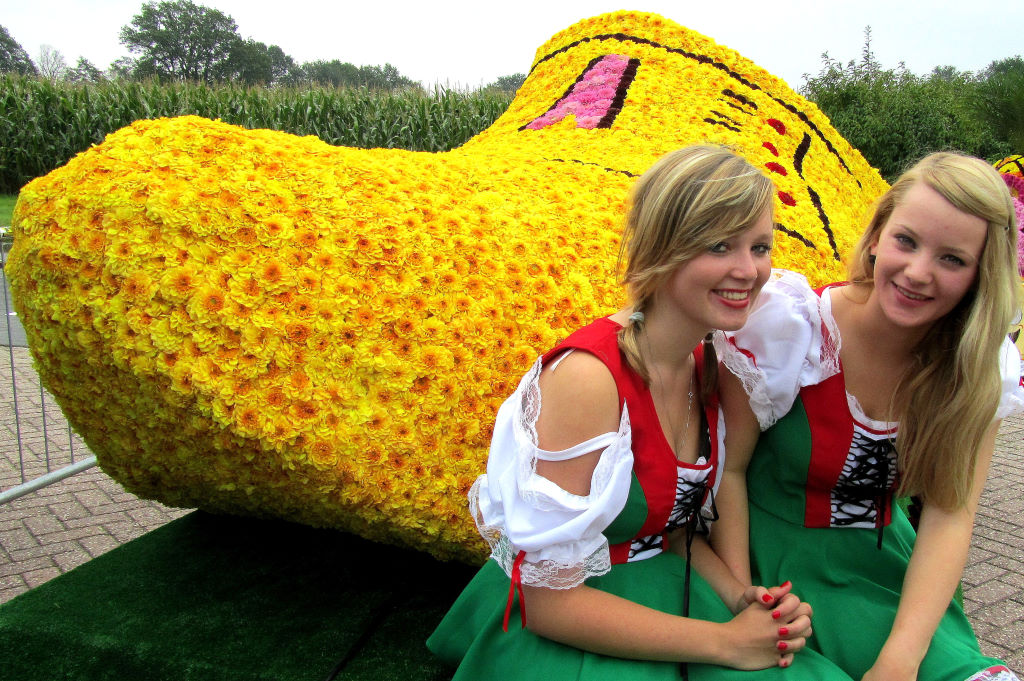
<box><xmin>716</xmin><ymin>268</ymin><xmax>1024</xmax><ymax>429</ymax></box>
<box><xmin>468</xmin><ymin>356</ymin><xmax>635</xmax><ymax>590</ymax></box>
<box><xmin>714</xmin><ymin>269</ymin><xmax>842</xmax><ymax>430</ymax></box>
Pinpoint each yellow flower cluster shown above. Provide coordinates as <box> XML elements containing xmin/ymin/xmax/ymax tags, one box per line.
<box><xmin>995</xmin><ymin>155</ymin><xmax>1024</xmax><ymax>177</ymax></box>
<box><xmin>9</xmin><ymin>11</ymin><xmax>887</xmax><ymax>562</ymax></box>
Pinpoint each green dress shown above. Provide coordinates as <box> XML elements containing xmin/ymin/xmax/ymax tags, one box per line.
<box><xmin>428</xmin><ymin>317</ymin><xmax>851</xmax><ymax>680</ymax></box>
<box><xmin>721</xmin><ymin>270</ymin><xmax>1024</xmax><ymax>681</ymax></box>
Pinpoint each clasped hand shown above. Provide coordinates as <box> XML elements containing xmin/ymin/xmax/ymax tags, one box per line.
<box><xmin>726</xmin><ymin>582</ymin><xmax>814</xmax><ymax>669</ymax></box>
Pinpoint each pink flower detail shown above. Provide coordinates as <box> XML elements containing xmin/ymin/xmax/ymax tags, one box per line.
<box><xmin>524</xmin><ymin>55</ymin><xmax>634</xmax><ymax>130</ymax></box>
<box><xmin>1001</xmin><ymin>173</ymin><xmax>1024</xmax><ymax>276</ymax></box>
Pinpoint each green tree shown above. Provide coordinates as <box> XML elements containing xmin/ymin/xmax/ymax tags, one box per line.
<box><xmin>300</xmin><ymin>59</ymin><xmax>355</xmax><ymax>87</ymax></box>
<box><xmin>221</xmin><ymin>39</ymin><xmax>296</xmax><ymax>85</ymax></box>
<box><xmin>67</xmin><ymin>57</ymin><xmax>105</xmax><ymax>83</ymax></box>
<box><xmin>929</xmin><ymin>65</ymin><xmax>959</xmax><ymax>82</ymax></box>
<box><xmin>299</xmin><ymin>59</ymin><xmax>419</xmax><ymax>90</ymax></box>
<box><xmin>36</xmin><ymin>44</ymin><xmax>68</xmax><ymax>83</ymax></box>
<box><xmin>108</xmin><ymin>56</ymin><xmax>139</xmax><ymax>80</ymax></box>
<box><xmin>222</xmin><ymin>38</ymin><xmax>270</xmax><ymax>84</ymax></box>
<box><xmin>800</xmin><ymin>29</ymin><xmax>1008</xmax><ymax>180</ymax></box>
<box><xmin>975</xmin><ymin>56</ymin><xmax>1024</xmax><ymax>152</ymax></box>
<box><xmin>360</xmin><ymin>63</ymin><xmax>418</xmax><ymax>90</ymax></box>
<box><xmin>267</xmin><ymin>45</ymin><xmax>296</xmax><ymax>84</ymax></box>
<box><xmin>483</xmin><ymin>73</ymin><xmax>526</xmax><ymax>93</ymax></box>
<box><xmin>119</xmin><ymin>0</ymin><xmax>240</xmax><ymax>82</ymax></box>
<box><xmin>0</xmin><ymin>25</ymin><xmax>37</xmax><ymax>75</ymax></box>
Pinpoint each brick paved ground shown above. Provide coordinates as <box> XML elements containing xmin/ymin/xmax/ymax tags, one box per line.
<box><xmin>1</xmin><ymin>345</ymin><xmax>1022</xmax><ymax>671</ymax></box>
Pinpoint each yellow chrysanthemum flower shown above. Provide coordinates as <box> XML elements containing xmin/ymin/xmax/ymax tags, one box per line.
<box><xmin>994</xmin><ymin>155</ymin><xmax>1024</xmax><ymax>178</ymax></box>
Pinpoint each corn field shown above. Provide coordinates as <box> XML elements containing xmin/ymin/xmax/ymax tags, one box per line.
<box><xmin>0</xmin><ymin>75</ymin><xmax>515</xmax><ymax>194</ymax></box>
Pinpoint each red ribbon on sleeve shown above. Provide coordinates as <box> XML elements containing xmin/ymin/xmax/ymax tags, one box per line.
<box><xmin>502</xmin><ymin>550</ymin><xmax>527</xmax><ymax>632</ymax></box>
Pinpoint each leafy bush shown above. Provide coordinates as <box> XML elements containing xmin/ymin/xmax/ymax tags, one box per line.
<box><xmin>800</xmin><ymin>32</ymin><xmax>1013</xmax><ymax>181</ymax></box>
<box><xmin>975</xmin><ymin>57</ymin><xmax>1024</xmax><ymax>153</ymax></box>
<box><xmin>0</xmin><ymin>75</ymin><xmax>513</xmax><ymax>193</ymax></box>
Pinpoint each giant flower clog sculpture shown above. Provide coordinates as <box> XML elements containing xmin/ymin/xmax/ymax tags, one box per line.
<box><xmin>8</xmin><ymin>11</ymin><xmax>888</xmax><ymax>562</ymax></box>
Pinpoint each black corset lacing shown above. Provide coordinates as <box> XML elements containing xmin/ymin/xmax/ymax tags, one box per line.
<box><xmin>831</xmin><ymin>433</ymin><xmax>897</xmax><ymax>549</ymax></box>
<box><xmin>674</xmin><ymin>477</ymin><xmax>718</xmax><ymax>681</ymax></box>
<box><xmin>673</xmin><ymin>416</ymin><xmax>716</xmax><ymax>681</ymax></box>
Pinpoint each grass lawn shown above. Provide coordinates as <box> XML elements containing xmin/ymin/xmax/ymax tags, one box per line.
<box><xmin>0</xmin><ymin>194</ymin><xmax>16</xmax><ymax>227</ymax></box>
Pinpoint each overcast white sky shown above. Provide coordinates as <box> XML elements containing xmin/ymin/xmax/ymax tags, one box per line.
<box><xmin>5</xmin><ymin>1</ymin><xmax>1022</xmax><ymax>90</ymax></box>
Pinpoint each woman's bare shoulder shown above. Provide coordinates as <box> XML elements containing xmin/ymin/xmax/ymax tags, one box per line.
<box><xmin>536</xmin><ymin>350</ymin><xmax>621</xmax><ymax>452</ymax></box>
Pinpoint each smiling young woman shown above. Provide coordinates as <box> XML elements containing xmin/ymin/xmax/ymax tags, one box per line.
<box><xmin>715</xmin><ymin>152</ymin><xmax>1024</xmax><ymax>681</ymax></box>
<box><xmin>864</xmin><ymin>181</ymin><xmax>987</xmax><ymax>341</ymax></box>
<box><xmin>428</xmin><ymin>146</ymin><xmax>843</xmax><ymax>680</ymax></box>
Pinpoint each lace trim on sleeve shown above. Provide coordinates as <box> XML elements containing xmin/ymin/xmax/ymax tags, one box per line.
<box><xmin>996</xmin><ymin>337</ymin><xmax>1024</xmax><ymax>420</ymax></box>
<box><xmin>713</xmin><ymin>331</ymin><xmax>773</xmax><ymax>430</ymax></box>
<box><xmin>813</xmin><ymin>282</ymin><xmax>843</xmax><ymax>379</ymax></box>
<box><xmin>514</xmin><ymin>357</ymin><xmax>630</xmax><ymax>509</ymax></box>
<box><xmin>467</xmin><ymin>354</ymin><xmax>632</xmax><ymax>589</ymax></box>
<box><xmin>469</xmin><ymin>474</ymin><xmax>617</xmax><ymax>588</ymax></box>
<box><xmin>716</xmin><ymin>270</ymin><xmax>841</xmax><ymax>430</ymax></box>
<box><xmin>481</xmin><ymin>524</ymin><xmax>612</xmax><ymax>589</ymax></box>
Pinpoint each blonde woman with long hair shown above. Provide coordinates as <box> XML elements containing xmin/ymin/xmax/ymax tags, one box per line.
<box><xmin>714</xmin><ymin>151</ymin><xmax>1024</xmax><ymax>680</ymax></box>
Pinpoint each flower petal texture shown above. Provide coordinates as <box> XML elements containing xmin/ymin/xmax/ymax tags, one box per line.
<box><xmin>8</xmin><ymin>11</ymin><xmax>888</xmax><ymax>562</ymax></box>
<box><xmin>995</xmin><ymin>155</ymin><xmax>1024</xmax><ymax>178</ymax></box>
<box><xmin>996</xmin><ymin>160</ymin><xmax>1024</xmax><ymax>353</ymax></box>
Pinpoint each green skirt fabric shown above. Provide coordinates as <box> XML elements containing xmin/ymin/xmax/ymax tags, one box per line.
<box><xmin>427</xmin><ymin>550</ymin><xmax>851</xmax><ymax>680</ymax></box>
<box><xmin>748</xmin><ymin>500</ymin><xmax>1006</xmax><ymax>681</ymax></box>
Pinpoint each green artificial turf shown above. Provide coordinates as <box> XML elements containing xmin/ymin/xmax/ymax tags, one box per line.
<box><xmin>0</xmin><ymin>511</ymin><xmax>477</xmax><ymax>681</ymax></box>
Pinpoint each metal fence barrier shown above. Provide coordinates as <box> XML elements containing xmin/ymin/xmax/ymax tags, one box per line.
<box><xmin>0</xmin><ymin>229</ymin><xmax>96</xmax><ymax>505</ymax></box>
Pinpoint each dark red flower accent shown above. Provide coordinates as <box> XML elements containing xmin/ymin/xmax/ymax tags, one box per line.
<box><xmin>762</xmin><ymin>141</ymin><xmax>779</xmax><ymax>156</ymax></box>
<box><xmin>765</xmin><ymin>162</ymin><xmax>787</xmax><ymax>176</ymax></box>
<box><xmin>778</xmin><ymin>191</ymin><xmax>796</xmax><ymax>206</ymax></box>
<box><xmin>767</xmin><ymin>119</ymin><xmax>786</xmax><ymax>135</ymax></box>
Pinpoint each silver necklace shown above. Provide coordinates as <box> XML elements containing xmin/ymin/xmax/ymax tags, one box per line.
<box><xmin>639</xmin><ymin>323</ymin><xmax>696</xmax><ymax>457</ymax></box>
<box><xmin>651</xmin><ymin>353</ymin><xmax>695</xmax><ymax>457</ymax></box>
<box><xmin>674</xmin><ymin>370</ymin><xmax>695</xmax><ymax>456</ymax></box>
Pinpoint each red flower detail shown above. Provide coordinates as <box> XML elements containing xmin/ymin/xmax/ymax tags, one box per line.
<box><xmin>767</xmin><ymin>119</ymin><xmax>786</xmax><ymax>135</ymax></box>
<box><xmin>778</xmin><ymin>191</ymin><xmax>796</xmax><ymax>206</ymax></box>
<box><xmin>762</xmin><ymin>142</ymin><xmax>779</xmax><ymax>156</ymax></box>
<box><xmin>765</xmin><ymin>162</ymin><xmax>787</xmax><ymax>176</ymax></box>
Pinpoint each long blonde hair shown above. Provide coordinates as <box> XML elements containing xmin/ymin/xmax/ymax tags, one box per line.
<box><xmin>617</xmin><ymin>145</ymin><xmax>773</xmax><ymax>397</ymax></box>
<box><xmin>848</xmin><ymin>152</ymin><xmax>1020</xmax><ymax>509</ymax></box>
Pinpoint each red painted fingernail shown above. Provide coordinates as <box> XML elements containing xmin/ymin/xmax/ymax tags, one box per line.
<box><xmin>777</xmin><ymin>641</ymin><xmax>788</xmax><ymax>651</ymax></box>
<box><xmin>772</xmin><ymin>610</ymin><xmax>781</xmax><ymax>619</ymax></box>
<box><xmin>778</xmin><ymin>627</ymin><xmax>789</xmax><ymax>636</ymax></box>
<box><xmin>781</xmin><ymin>580</ymin><xmax>792</xmax><ymax>588</ymax></box>
<box><xmin>780</xmin><ymin>659</ymin><xmax>791</xmax><ymax>668</ymax></box>
<box><xmin>761</xmin><ymin>593</ymin><xmax>773</xmax><ymax>603</ymax></box>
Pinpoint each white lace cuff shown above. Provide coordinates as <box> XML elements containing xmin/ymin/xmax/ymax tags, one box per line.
<box><xmin>996</xmin><ymin>337</ymin><xmax>1024</xmax><ymax>420</ymax></box>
